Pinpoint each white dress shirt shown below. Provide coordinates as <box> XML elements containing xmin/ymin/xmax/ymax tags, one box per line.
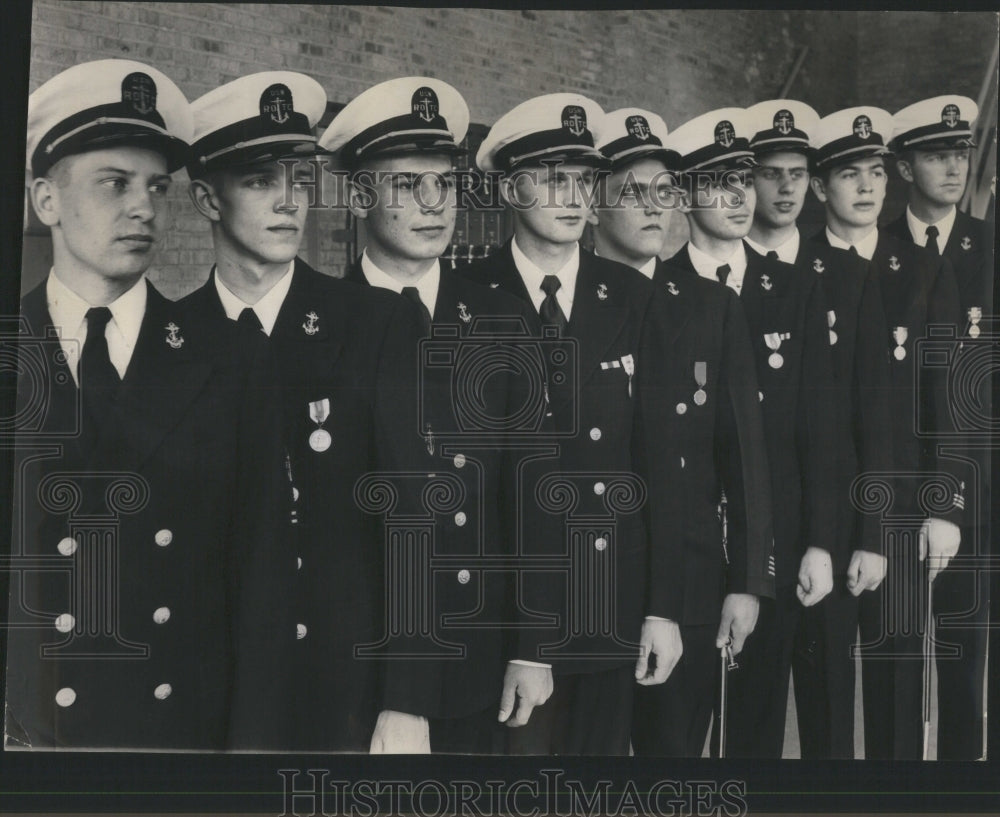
<box><xmin>46</xmin><ymin>270</ymin><xmax>146</xmax><ymax>385</ymax></box>
<box><xmin>906</xmin><ymin>205</ymin><xmax>957</xmax><ymax>254</ymax></box>
<box><xmin>687</xmin><ymin>241</ymin><xmax>749</xmax><ymax>294</ymax></box>
<box><xmin>214</xmin><ymin>261</ymin><xmax>295</xmax><ymax>336</ymax></box>
<box><xmin>745</xmin><ymin>228</ymin><xmax>800</xmax><ymax>265</ymax></box>
<box><xmin>825</xmin><ymin>226</ymin><xmax>879</xmax><ymax>261</ymax></box>
<box><xmin>360</xmin><ymin>250</ymin><xmax>441</xmax><ymax>318</ymax></box>
<box><xmin>511</xmin><ymin>236</ymin><xmax>580</xmax><ymax>320</ymax></box>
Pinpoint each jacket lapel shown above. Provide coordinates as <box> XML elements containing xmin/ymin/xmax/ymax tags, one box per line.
<box><xmin>570</xmin><ymin>252</ymin><xmax>631</xmax><ymax>389</ymax></box>
<box><xmin>102</xmin><ymin>283</ymin><xmax>213</xmax><ymax>471</ymax></box>
<box><xmin>482</xmin><ymin>243</ymin><xmax>535</xmax><ymax>307</ymax></box>
<box><xmin>17</xmin><ymin>283</ymin><xmax>82</xmax><ymax>446</ymax></box>
<box><xmin>651</xmin><ymin>257</ymin><xmax>694</xmax><ymax>347</ymax></box>
<box><xmin>271</xmin><ymin>260</ymin><xmax>343</xmax><ymax>366</ymax></box>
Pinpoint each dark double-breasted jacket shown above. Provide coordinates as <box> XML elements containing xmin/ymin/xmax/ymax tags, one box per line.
<box><xmin>664</xmin><ymin>244</ymin><xmax>838</xmax><ymax>589</ymax></box>
<box><xmin>462</xmin><ymin>243</ymin><xmax>676</xmax><ymax>675</ymax></box>
<box><xmin>647</xmin><ymin>256</ymin><xmax>775</xmax><ymax>624</ymax></box>
<box><xmin>5</xmin><ymin>279</ymin><xmax>291</xmax><ymax>751</ymax></box>
<box><xmin>345</xmin><ymin>258</ymin><xmax>539</xmax><ymax>720</ymax></box>
<box><xmin>182</xmin><ymin>258</ymin><xmax>424</xmax><ymax>749</ymax></box>
<box><xmin>794</xmin><ymin>239</ymin><xmax>893</xmax><ymax>567</ymax></box>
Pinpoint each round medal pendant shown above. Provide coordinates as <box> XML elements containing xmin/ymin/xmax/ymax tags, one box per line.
<box><xmin>894</xmin><ymin>346</ymin><xmax>907</xmax><ymax>361</ymax></box>
<box><xmin>829</xmin><ymin>329</ymin><xmax>838</xmax><ymax>346</ymax></box>
<box><xmin>309</xmin><ymin>428</ymin><xmax>332</xmax><ymax>452</ymax></box>
<box><xmin>768</xmin><ymin>352</ymin><xmax>784</xmax><ymax>369</ymax></box>
<box><xmin>969</xmin><ymin>325</ymin><xmax>981</xmax><ymax>338</ymax></box>
<box><xmin>693</xmin><ymin>389</ymin><xmax>707</xmax><ymax>406</ymax></box>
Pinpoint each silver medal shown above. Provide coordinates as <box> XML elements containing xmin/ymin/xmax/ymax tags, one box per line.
<box><xmin>894</xmin><ymin>346</ymin><xmax>907</xmax><ymax>361</ymax></box>
<box><xmin>768</xmin><ymin>352</ymin><xmax>784</xmax><ymax>369</ymax></box>
<box><xmin>309</xmin><ymin>428</ymin><xmax>332</xmax><ymax>452</ymax></box>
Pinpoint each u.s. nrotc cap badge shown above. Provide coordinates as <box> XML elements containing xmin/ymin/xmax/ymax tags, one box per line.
<box><xmin>562</xmin><ymin>105</ymin><xmax>588</xmax><ymax>138</ymax></box>
<box><xmin>746</xmin><ymin>99</ymin><xmax>818</xmax><ymax>157</ymax></box>
<box><xmin>26</xmin><ymin>59</ymin><xmax>193</xmax><ymax>178</ymax></box>
<box><xmin>475</xmin><ymin>92</ymin><xmax>607</xmax><ymax>173</ymax></box>
<box><xmin>261</xmin><ymin>84</ymin><xmax>294</xmax><ymax>125</ymax></box>
<box><xmin>189</xmin><ymin>72</ymin><xmax>327</xmax><ymax>175</ymax></box>
<box><xmin>627</xmin><ymin>115</ymin><xmax>651</xmax><ymax>141</ymax></box>
<box><xmin>810</xmin><ymin>106</ymin><xmax>892</xmax><ymax>171</ymax></box>
<box><xmin>593</xmin><ymin>107</ymin><xmax>680</xmax><ymax>172</ymax></box>
<box><xmin>320</xmin><ymin>77</ymin><xmax>468</xmax><ymax>170</ymax></box>
<box><xmin>666</xmin><ymin>107</ymin><xmax>755</xmax><ymax>173</ymax></box>
<box><xmin>412</xmin><ymin>87</ymin><xmax>440</xmax><ymax>124</ymax></box>
<box><xmin>122</xmin><ymin>72</ymin><xmax>157</xmax><ymax>115</ymax></box>
<box><xmin>715</xmin><ymin>120</ymin><xmax>736</xmax><ymax>148</ymax></box>
<box><xmin>890</xmin><ymin>95</ymin><xmax>978</xmax><ymax>152</ymax></box>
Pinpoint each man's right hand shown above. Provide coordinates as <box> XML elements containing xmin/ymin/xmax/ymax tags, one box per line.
<box><xmin>846</xmin><ymin>549</ymin><xmax>887</xmax><ymax>596</ymax></box>
<box><xmin>498</xmin><ymin>662</ymin><xmax>553</xmax><ymax>727</ymax></box>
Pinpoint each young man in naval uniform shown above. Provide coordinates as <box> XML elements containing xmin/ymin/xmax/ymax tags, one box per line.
<box><xmin>5</xmin><ymin>60</ymin><xmax>291</xmax><ymax>751</ymax></box>
<box><xmin>810</xmin><ymin>106</ymin><xmax>968</xmax><ymax>759</ymax></box>
<box><xmin>180</xmin><ymin>71</ymin><xmax>424</xmax><ymax>752</ymax></box>
<box><xmin>743</xmin><ymin>99</ymin><xmax>892</xmax><ymax>758</ymax></box>
<box><xmin>646</xmin><ymin>107</ymin><xmax>836</xmax><ymax>758</ymax></box>
<box><xmin>883</xmin><ymin>96</ymin><xmax>990</xmax><ymax>760</ymax></box>
<box><xmin>460</xmin><ymin>92</ymin><xmax>690</xmax><ymax>755</ymax></box>
<box><xmin>587</xmin><ymin>108</ymin><xmax>775</xmax><ymax>757</ymax></box>
<box><xmin>319</xmin><ymin>76</ymin><xmax>539</xmax><ymax>754</ymax></box>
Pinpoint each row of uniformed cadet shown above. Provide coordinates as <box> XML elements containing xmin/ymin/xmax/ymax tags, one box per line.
<box><xmin>7</xmin><ymin>56</ymin><xmax>989</xmax><ymax>758</ymax></box>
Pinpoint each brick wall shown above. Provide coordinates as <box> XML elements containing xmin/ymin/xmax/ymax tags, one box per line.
<box><xmin>23</xmin><ymin>3</ymin><xmax>998</xmax><ymax>298</ymax></box>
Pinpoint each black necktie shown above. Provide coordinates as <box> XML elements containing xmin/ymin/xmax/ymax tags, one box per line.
<box><xmin>238</xmin><ymin>307</ymin><xmax>263</xmax><ymax>332</ymax></box>
<box><xmin>79</xmin><ymin>307</ymin><xmax>119</xmax><ymax>421</ymax></box>
<box><xmin>540</xmin><ymin>275</ymin><xmax>567</xmax><ymax>333</ymax></box>
<box><xmin>401</xmin><ymin>286</ymin><xmax>432</xmax><ymax>333</ymax></box>
<box><xmin>925</xmin><ymin>225</ymin><xmax>940</xmax><ymax>255</ymax></box>
<box><xmin>716</xmin><ymin>264</ymin><xmax>731</xmax><ymax>285</ymax></box>
<box><xmin>766</xmin><ymin>250</ymin><xmax>779</xmax><ymax>261</ymax></box>
<box><xmin>848</xmin><ymin>245</ymin><xmax>858</xmax><ymax>256</ymax></box>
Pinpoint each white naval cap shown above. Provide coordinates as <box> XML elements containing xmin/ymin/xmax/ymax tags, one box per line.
<box><xmin>890</xmin><ymin>95</ymin><xmax>978</xmax><ymax>152</ymax></box>
<box><xmin>746</xmin><ymin>99</ymin><xmax>820</xmax><ymax>156</ymax></box>
<box><xmin>188</xmin><ymin>71</ymin><xmax>327</xmax><ymax>174</ymax></box>
<box><xmin>319</xmin><ymin>77</ymin><xmax>469</xmax><ymax>169</ymax></box>
<box><xmin>593</xmin><ymin>107</ymin><xmax>680</xmax><ymax>171</ymax></box>
<box><xmin>476</xmin><ymin>93</ymin><xmax>607</xmax><ymax>173</ymax></box>
<box><xmin>27</xmin><ymin>59</ymin><xmax>193</xmax><ymax>179</ymax></box>
<box><xmin>810</xmin><ymin>106</ymin><xmax>893</xmax><ymax>171</ymax></box>
<box><xmin>666</xmin><ymin>107</ymin><xmax>755</xmax><ymax>172</ymax></box>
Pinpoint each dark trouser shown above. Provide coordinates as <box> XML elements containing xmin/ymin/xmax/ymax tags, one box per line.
<box><xmin>430</xmin><ymin>705</ymin><xmax>505</xmax><ymax>754</ymax></box>
<box><xmin>506</xmin><ymin>664</ymin><xmax>634</xmax><ymax>755</ymax></box>
<box><xmin>857</xmin><ymin>535</ymin><xmax>925</xmax><ymax>760</ymax></box>
<box><xmin>932</xmin><ymin>528</ymin><xmax>989</xmax><ymax>760</ymax></box>
<box><xmin>712</xmin><ymin>586</ymin><xmax>800</xmax><ymax>758</ymax></box>
<box><xmin>632</xmin><ymin>623</ymin><xmax>717</xmax><ymax>757</ymax></box>
<box><xmin>792</xmin><ymin>580</ymin><xmax>859</xmax><ymax>759</ymax></box>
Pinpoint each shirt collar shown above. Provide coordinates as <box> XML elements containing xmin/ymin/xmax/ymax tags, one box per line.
<box><xmin>687</xmin><ymin>241</ymin><xmax>748</xmax><ymax>293</ymax></box>
<box><xmin>744</xmin><ymin>229</ymin><xmax>800</xmax><ymax>265</ymax></box>
<box><xmin>906</xmin><ymin>205</ymin><xmax>956</xmax><ymax>254</ymax></box>
<box><xmin>825</xmin><ymin>225</ymin><xmax>879</xmax><ymax>261</ymax></box>
<box><xmin>511</xmin><ymin>235</ymin><xmax>580</xmax><ymax>316</ymax></box>
<box><xmin>636</xmin><ymin>256</ymin><xmax>657</xmax><ymax>279</ymax></box>
<box><xmin>214</xmin><ymin>260</ymin><xmax>295</xmax><ymax>336</ymax></box>
<box><xmin>592</xmin><ymin>248</ymin><xmax>657</xmax><ymax>280</ymax></box>
<box><xmin>360</xmin><ymin>250</ymin><xmax>441</xmax><ymax>317</ymax></box>
<box><xmin>47</xmin><ymin>268</ymin><xmax>146</xmax><ymax>350</ymax></box>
